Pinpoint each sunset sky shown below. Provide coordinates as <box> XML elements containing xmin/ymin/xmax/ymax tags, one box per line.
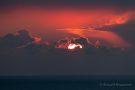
<box><xmin>0</xmin><ymin>0</ymin><xmax>135</xmax><ymax>48</ymax></box>
<box><xmin>0</xmin><ymin>0</ymin><xmax>135</xmax><ymax>75</ymax></box>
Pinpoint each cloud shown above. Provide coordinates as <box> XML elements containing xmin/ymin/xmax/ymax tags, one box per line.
<box><xmin>0</xmin><ymin>6</ymin><xmax>134</xmax><ymax>49</ymax></box>
<box><xmin>58</xmin><ymin>28</ymin><xmax>131</xmax><ymax>48</ymax></box>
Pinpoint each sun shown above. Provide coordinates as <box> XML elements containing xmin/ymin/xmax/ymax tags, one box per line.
<box><xmin>68</xmin><ymin>43</ymin><xmax>83</xmax><ymax>50</ymax></box>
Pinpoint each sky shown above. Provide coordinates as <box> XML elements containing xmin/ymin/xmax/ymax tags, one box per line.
<box><xmin>0</xmin><ymin>0</ymin><xmax>135</xmax><ymax>47</ymax></box>
<box><xmin>0</xmin><ymin>0</ymin><xmax>135</xmax><ymax>75</ymax></box>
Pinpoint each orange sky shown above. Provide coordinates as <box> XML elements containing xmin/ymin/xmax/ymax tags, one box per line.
<box><xmin>0</xmin><ymin>7</ymin><xmax>135</xmax><ymax>48</ymax></box>
<box><xmin>0</xmin><ymin>7</ymin><xmax>134</xmax><ymax>35</ymax></box>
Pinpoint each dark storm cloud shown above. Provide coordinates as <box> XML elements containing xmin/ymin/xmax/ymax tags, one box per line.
<box><xmin>0</xmin><ymin>30</ymin><xmax>34</xmax><ymax>48</ymax></box>
<box><xmin>107</xmin><ymin>20</ymin><xmax>135</xmax><ymax>46</ymax></box>
<box><xmin>0</xmin><ymin>0</ymin><xmax>135</xmax><ymax>10</ymax></box>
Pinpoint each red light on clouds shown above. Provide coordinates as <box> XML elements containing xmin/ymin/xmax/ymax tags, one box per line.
<box><xmin>32</xmin><ymin>36</ymin><xmax>42</xmax><ymax>44</ymax></box>
<box><xmin>59</xmin><ymin>28</ymin><xmax>131</xmax><ymax>48</ymax></box>
<box><xmin>0</xmin><ymin>7</ymin><xmax>133</xmax><ymax>30</ymax></box>
<box><xmin>0</xmin><ymin>7</ymin><xmax>134</xmax><ymax>49</ymax></box>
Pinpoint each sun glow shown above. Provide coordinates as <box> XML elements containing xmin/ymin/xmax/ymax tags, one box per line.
<box><xmin>68</xmin><ymin>44</ymin><xmax>83</xmax><ymax>50</ymax></box>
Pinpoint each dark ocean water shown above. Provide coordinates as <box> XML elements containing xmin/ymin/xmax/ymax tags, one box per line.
<box><xmin>0</xmin><ymin>76</ymin><xmax>135</xmax><ymax>90</ymax></box>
